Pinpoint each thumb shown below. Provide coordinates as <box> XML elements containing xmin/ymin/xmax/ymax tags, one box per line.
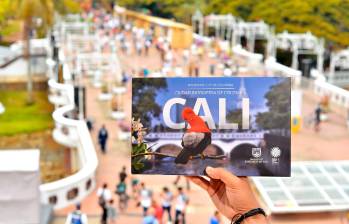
<box><xmin>206</xmin><ymin>167</ymin><xmax>241</xmax><ymax>188</ymax></box>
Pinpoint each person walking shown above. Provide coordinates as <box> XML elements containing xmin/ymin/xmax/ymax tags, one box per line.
<box><xmin>119</xmin><ymin>166</ymin><xmax>128</xmax><ymax>183</ymax></box>
<box><xmin>145</xmin><ymin>39</ymin><xmax>151</xmax><ymax>56</ymax></box>
<box><xmin>98</xmin><ymin>124</ymin><xmax>109</xmax><ymax>154</ymax></box>
<box><xmin>173</xmin><ymin>176</ymin><xmax>190</xmax><ymax>191</ymax></box>
<box><xmin>142</xmin><ymin>208</ymin><xmax>159</xmax><ymax>224</ymax></box>
<box><xmin>174</xmin><ymin>187</ymin><xmax>189</xmax><ymax>224</ymax></box>
<box><xmin>210</xmin><ymin>63</ymin><xmax>215</xmax><ymax>76</ymax></box>
<box><xmin>116</xmin><ymin>166</ymin><xmax>128</xmax><ymax>211</ymax></box>
<box><xmin>97</xmin><ymin>183</ymin><xmax>112</xmax><ymax>224</ymax></box>
<box><xmin>161</xmin><ymin>187</ymin><xmax>173</xmax><ymax>223</ymax></box>
<box><xmin>194</xmin><ymin>63</ymin><xmax>200</xmax><ymax>77</ymax></box>
<box><xmin>139</xmin><ymin>182</ymin><xmax>152</xmax><ymax>216</ymax></box>
<box><xmin>182</xmin><ymin>49</ymin><xmax>189</xmax><ymax>66</ymax></box>
<box><xmin>209</xmin><ymin>211</ymin><xmax>221</xmax><ymax>224</ymax></box>
<box><xmin>188</xmin><ymin>59</ymin><xmax>195</xmax><ymax>77</ymax></box>
<box><xmin>107</xmin><ymin>199</ymin><xmax>118</xmax><ymax>224</ymax></box>
<box><xmin>131</xmin><ymin>176</ymin><xmax>140</xmax><ymax>200</ymax></box>
<box><xmin>86</xmin><ymin>118</ymin><xmax>93</xmax><ymax>131</ymax></box>
<box><xmin>116</xmin><ymin>180</ymin><xmax>128</xmax><ymax>212</ymax></box>
<box><xmin>65</xmin><ymin>204</ymin><xmax>88</xmax><ymax>224</ymax></box>
<box><xmin>314</xmin><ymin>104</ymin><xmax>322</xmax><ymax>132</ymax></box>
<box><xmin>152</xmin><ymin>199</ymin><xmax>163</xmax><ymax>224</ymax></box>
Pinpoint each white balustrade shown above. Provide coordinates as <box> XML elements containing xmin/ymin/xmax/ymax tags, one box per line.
<box><xmin>265</xmin><ymin>57</ymin><xmax>302</xmax><ymax>88</ymax></box>
<box><xmin>314</xmin><ymin>79</ymin><xmax>349</xmax><ymax>109</ymax></box>
<box><xmin>60</xmin><ymin>22</ymin><xmax>90</xmax><ymax>41</ymax></box>
<box><xmin>232</xmin><ymin>45</ymin><xmax>263</xmax><ymax>66</ymax></box>
<box><xmin>40</xmin><ymin>56</ymin><xmax>98</xmax><ymax>209</ymax></box>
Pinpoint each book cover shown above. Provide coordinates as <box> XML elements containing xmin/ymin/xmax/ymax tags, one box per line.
<box><xmin>131</xmin><ymin>77</ymin><xmax>291</xmax><ymax>176</ymax></box>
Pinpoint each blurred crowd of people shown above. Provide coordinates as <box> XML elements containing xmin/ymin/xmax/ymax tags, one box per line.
<box><xmin>65</xmin><ymin>7</ymin><xmax>262</xmax><ymax>224</ymax></box>
<box><xmin>77</xmin><ymin>7</ymin><xmax>240</xmax><ymax>81</ymax></box>
<box><xmin>66</xmin><ymin>165</ymin><xmax>222</xmax><ymax>224</ymax></box>
<box><xmin>98</xmin><ymin>165</ymin><xmax>192</xmax><ymax>224</ymax></box>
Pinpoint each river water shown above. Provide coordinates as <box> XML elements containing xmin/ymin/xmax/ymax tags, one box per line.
<box><xmin>141</xmin><ymin>157</ymin><xmax>261</xmax><ymax>176</ymax></box>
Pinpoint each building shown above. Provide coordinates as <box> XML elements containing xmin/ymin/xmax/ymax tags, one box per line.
<box><xmin>115</xmin><ymin>6</ymin><xmax>193</xmax><ymax>49</ymax></box>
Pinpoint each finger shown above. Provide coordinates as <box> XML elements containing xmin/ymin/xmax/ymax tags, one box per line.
<box><xmin>187</xmin><ymin>176</ymin><xmax>210</xmax><ymax>192</ymax></box>
<box><xmin>207</xmin><ymin>178</ymin><xmax>223</xmax><ymax>197</ymax></box>
<box><xmin>205</xmin><ymin>167</ymin><xmax>241</xmax><ymax>187</ymax></box>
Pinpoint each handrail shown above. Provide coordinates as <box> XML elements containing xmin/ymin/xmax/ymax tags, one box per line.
<box><xmin>264</xmin><ymin>56</ymin><xmax>301</xmax><ymax>88</ymax></box>
<box><xmin>232</xmin><ymin>45</ymin><xmax>263</xmax><ymax>62</ymax></box>
<box><xmin>265</xmin><ymin>57</ymin><xmax>301</xmax><ymax>77</ymax></box>
<box><xmin>0</xmin><ymin>53</ymin><xmax>46</xmax><ymax>69</ymax></box>
<box><xmin>313</xmin><ymin>79</ymin><xmax>349</xmax><ymax>108</ymax></box>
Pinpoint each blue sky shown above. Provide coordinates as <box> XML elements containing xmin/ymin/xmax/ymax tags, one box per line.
<box><xmin>151</xmin><ymin>77</ymin><xmax>284</xmax><ymax>127</ymax></box>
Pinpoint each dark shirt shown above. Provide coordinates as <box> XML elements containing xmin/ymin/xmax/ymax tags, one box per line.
<box><xmin>315</xmin><ymin>107</ymin><xmax>322</xmax><ymax>122</ymax></box>
<box><xmin>86</xmin><ymin>120</ymin><xmax>92</xmax><ymax>131</ymax></box>
<box><xmin>119</xmin><ymin>171</ymin><xmax>127</xmax><ymax>182</ymax></box>
<box><xmin>98</xmin><ymin>128</ymin><xmax>108</xmax><ymax>143</ymax></box>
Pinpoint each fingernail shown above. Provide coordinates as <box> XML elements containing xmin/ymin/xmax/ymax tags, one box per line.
<box><xmin>206</xmin><ymin>166</ymin><xmax>214</xmax><ymax>175</ymax></box>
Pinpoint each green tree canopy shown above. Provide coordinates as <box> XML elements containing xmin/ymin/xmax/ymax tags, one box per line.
<box><xmin>205</xmin><ymin>0</ymin><xmax>349</xmax><ymax>47</ymax></box>
<box><xmin>117</xmin><ymin>0</ymin><xmax>206</xmax><ymax>24</ymax></box>
<box><xmin>118</xmin><ymin>0</ymin><xmax>349</xmax><ymax>47</ymax></box>
<box><xmin>132</xmin><ymin>78</ymin><xmax>168</xmax><ymax>128</ymax></box>
<box><xmin>227</xmin><ymin>108</ymin><xmax>244</xmax><ymax>131</ymax></box>
<box><xmin>0</xmin><ymin>0</ymin><xmax>82</xmax><ymax>40</ymax></box>
<box><xmin>256</xmin><ymin>79</ymin><xmax>291</xmax><ymax>130</ymax></box>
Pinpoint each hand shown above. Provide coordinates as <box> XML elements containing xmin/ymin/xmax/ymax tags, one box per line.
<box><xmin>188</xmin><ymin>167</ymin><xmax>267</xmax><ymax>224</ymax></box>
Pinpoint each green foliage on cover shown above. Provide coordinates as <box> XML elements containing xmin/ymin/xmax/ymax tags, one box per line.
<box><xmin>132</xmin><ymin>78</ymin><xmax>167</xmax><ymax>128</ymax></box>
<box><xmin>132</xmin><ymin>142</ymin><xmax>148</xmax><ymax>170</ymax></box>
<box><xmin>256</xmin><ymin>79</ymin><xmax>291</xmax><ymax>130</ymax></box>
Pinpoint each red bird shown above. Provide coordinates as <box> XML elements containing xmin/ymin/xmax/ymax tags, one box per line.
<box><xmin>174</xmin><ymin>107</ymin><xmax>212</xmax><ymax>164</ymax></box>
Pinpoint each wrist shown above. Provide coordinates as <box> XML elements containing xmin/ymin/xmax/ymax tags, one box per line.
<box><xmin>244</xmin><ymin>214</ymin><xmax>267</xmax><ymax>224</ymax></box>
<box><xmin>231</xmin><ymin>208</ymin><xmax>267</xmax><ymax>224</ymax></box>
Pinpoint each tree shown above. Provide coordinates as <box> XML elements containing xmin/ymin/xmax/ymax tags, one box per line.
<box><xmin>226</xmin><ymin>108</ymin><xmax>243</xmax><ymax>131</ymax></box>
<box><xmin>11</xmin><ymin>0</ymin><xmax>82</xmax><ymax>104</ymax></box>
<box><xmin>0</xmin><ymin>0</ymin><xmax>18</xmax><ymax>42</ymax></box>
<box><xmin>255</xmin><ymin>79</ymin><xmax>291</xmax><ymax>130</ymax></box>
<box><xmin>118</xmin><ymin>0</ymin><xmax>349</xmax><ymax>47</ymax></box>
<box><xmin>12</xmin><ymin>0</ymin><xmax>54</xmax><ymax>104</ymax></box>
<box><xmin>117</xmin><ymin>0</ymin><xmax>206</xmax><ymax>24</ymax></box>
<box><xmin>54</xmin><ymin>0</ymin><xmax>82</xmax><ymax>15</ymax></box>
<box><xmin>205</xmin><ymin>0</ymin><xmax>349</xmax><ymax>47</ymax></box>
<box><xmin>132</xmin><ymin>78</ymin><xmax>167</xmax><ymax>128</ymax></box>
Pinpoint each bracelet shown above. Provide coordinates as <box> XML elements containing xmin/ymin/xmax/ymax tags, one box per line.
<box><xmin>231</xmin><ymin>208</ymin><xmax>266</xmax><ymax>224</ymax></box>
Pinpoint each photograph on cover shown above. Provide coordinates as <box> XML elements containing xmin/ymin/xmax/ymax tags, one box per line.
<box><xmin>131</xmin><ymin>77</ymin><xmax>291</xmax><ymax>176</ymax></box>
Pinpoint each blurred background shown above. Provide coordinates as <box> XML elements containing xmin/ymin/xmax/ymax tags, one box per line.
<box><xmin>0</xmin><ymin>0</ymin><xmax>349</xmax><ymax>224</ymax></box>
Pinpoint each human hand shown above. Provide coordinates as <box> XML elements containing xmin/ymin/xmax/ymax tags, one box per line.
<box><xmin>188</xmin><ymin>167</ymin><xmax>267</xmax><ymax>224</ymax></box>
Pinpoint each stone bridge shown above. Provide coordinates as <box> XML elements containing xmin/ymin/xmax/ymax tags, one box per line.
<box><xmin>145</xmin><ymin>132</ymin><xmax>264</xmax><ymax>158</ymax></box>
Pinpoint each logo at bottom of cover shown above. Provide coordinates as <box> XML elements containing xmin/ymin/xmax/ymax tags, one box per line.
<box><xmin>252</xmin><ymin>147</ymin><xmax>262</xmax><ymax>158</ymax></box>
<box><xmin>245</xmin><ymin>147</ymin><xmax>266</xmax><ymax>164</ymax></box>
<box><xmin>270</xmin><ymin>147</ymin><xmax>281</xmax><ymax>164</ymax></box>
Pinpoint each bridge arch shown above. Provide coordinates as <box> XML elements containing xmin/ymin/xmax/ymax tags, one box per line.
<box><xmin>153</xmin><ymin>141</ymin><xmax>182</xmax><ymax>160</ymax></box>
<box><xmin>205</xmin><ymin>144</ymin><xmax>225</xmax><ymax>156</ymax></box>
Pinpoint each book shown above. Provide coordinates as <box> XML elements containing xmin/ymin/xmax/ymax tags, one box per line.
<box><xmin>131</xmin><ymin>77</ymin><xmax>291</xmax><ymax>176</ymax></box>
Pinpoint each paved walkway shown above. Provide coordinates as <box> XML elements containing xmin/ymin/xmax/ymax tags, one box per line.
<box><xmin>53</xmin><ymin>35</ymin><xmax>349</xmax><ymax>224</ymax></box>
<box><xmin>53</xmin><ymin>44</ymin><xmax>221</xmax><ymax>223</ymax></box>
